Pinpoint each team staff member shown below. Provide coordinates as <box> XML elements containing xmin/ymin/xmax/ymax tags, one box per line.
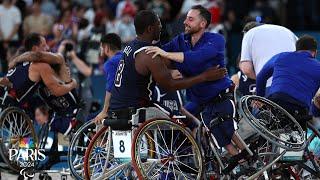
<box><xmin>240</xmin><ymin>22</ymin><xmax>297</xmax><ymax>95</ymax></box>
<box><xmin>257</xmin><ymin>35</ymin><xmax>320</xmax><ymax>129</ymax></box>
<box><xmin>94</xmin><ymin>33</ymin><xmax>123</xmax><ymax>123</ymax></box>
<box><xmin>145</xmin><ymin>5</ymin><xmax>244</xmax><ymax>157</ymax></box>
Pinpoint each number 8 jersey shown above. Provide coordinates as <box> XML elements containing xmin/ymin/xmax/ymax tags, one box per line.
<box><xmin>110</xmin><ymin>39</ymin><xmax>156</xmax><ymax>110</ymax></box>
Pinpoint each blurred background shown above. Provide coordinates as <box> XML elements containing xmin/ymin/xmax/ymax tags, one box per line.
<box><xmin>0</xmin><ymin>0</ymin><xmax>320</xmax><ymax>104</ymax></box>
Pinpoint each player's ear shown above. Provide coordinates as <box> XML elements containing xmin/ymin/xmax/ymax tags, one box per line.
<box><xmin>200</xmin><ymin>20</ymin><xmax>206</xmax><ymax>29</ymax></box>
<box><xmin>147</xmin><ymin>25</ymin><xmax>153</xmax><ymax>33</ymax></box>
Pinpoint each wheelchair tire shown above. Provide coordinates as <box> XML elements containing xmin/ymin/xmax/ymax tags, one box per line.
<box><xmin>68</xmin><ymin>120</ymin><xmax>100</xmax><ymax>180</ymax></box>
<box><xmin>239</xmin><ymin>95</ymin><xmax>306</xmax><ymax>151</ymax></box>
<box><xmin>0</xmin><ymin>107</ymin><xmax>37</xmax><ymax>173</ymax></box>
<box><xmin>132</xmin><ymin>118</ymin><xmax>203</xmax><ymax>180</ymax></box>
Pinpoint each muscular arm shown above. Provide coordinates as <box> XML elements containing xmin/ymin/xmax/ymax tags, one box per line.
<box><xmin>33</xmin><ymin>63</ymin><xmax>76</xmax><ymax>96</ymax></box>
<box><xmin>9</xmin><ymin>52</ymin><xmax>64</xmax><ymax>69</ymax></box>
<box><xmin>136</xmin><ymin>51</ymin><xmax>227</xmax><ymax>91</ymax></box>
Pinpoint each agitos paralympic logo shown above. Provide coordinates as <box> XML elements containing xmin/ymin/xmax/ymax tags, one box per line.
<box><xmin>9</xmin><ymin>137</ymin><xmax>46</xmax><ymax>178</ymax></box>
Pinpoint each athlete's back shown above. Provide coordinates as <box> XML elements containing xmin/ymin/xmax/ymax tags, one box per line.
<box><xmin>110</xmin><ymin>39</ymin><xmax>155</xmax><ymax>110</ymax></box>
<box><xmin>6</xmin><ymin>62</ymin><xmax>39</xmax><ymax>102</ymax></box>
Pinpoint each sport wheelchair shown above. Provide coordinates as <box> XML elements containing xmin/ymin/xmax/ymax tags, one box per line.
<box><xmin>83</xmin><ymin>106</ymin><xmax>203</xmax><ymax>180</ymax></box>
<box><xmin>0</xmin><ymin>78</ymin><xmax>83</xmax><ymax>179</ymax></box>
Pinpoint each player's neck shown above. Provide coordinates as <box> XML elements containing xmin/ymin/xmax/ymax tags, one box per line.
<box><xmin>109</xmin><ymin>50</ymin><xmax>120</xmax><ymax>57</ymax></box>
<box><xmin>191</xmin><ymin>30</ymin><xmax>205</xmax><ymax>46</ymax></box>
<box><xmin>136</xmin><ymin>35</ymin><xmax>153</xmax><ymax>44</ymax></box>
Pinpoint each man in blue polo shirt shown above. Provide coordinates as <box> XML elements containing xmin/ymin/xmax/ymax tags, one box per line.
<box><xmin>257</xmin><ymin>35</ymin><xmax>320</xmax><ymax>129</ymax></box>
<box><xmin>94</xmin><ymin>33</ymin><xmax>123</xmax><ymax>122</ymax></box>
<box><xmin>146</xmin><ymin>5</ymin><xmax>244</xmax><ymax>157</ymax></box>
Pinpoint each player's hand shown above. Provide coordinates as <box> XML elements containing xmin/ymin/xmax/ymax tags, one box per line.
<box><xmin>202</xmin><ymin>65</ymin><xmax>227</xmax><ymax>81</ymax></box>
<box><xmin>94</xmin><ymin>111</ymin><xmax>107</xmax><ymax>124</ymax></box>
<box><xmin>314</xmin><ymin>95</ymin><xmax>320</xmax><ymax>109</ymax></box>
<box><xmin>171</xmin><ymin>69</ymin><xmax>183</xmax><ymax>79</ymax></box>
<box><xmin>145</xmin><ymin>46</ymin><xmax>168</xmax><ymax>59</ymax></box>
<box><xmin>70</xmin><ymin>78</ymin><xmax>78</xmax><ymax>89</ymax></box>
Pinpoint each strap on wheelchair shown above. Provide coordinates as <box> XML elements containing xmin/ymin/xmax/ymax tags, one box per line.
<box><xmin>103</xmin><ymin>107</ymin><xmax>138</xmax><ymax>130</ymax></box>
<box><xmin>208</xmin><ymin>86</ymin><xmax>234</xmax><ymax>105</ymax></box>
<box><xmin>209</xmin><ymin>114</ymin><xmax>233</xmax><ymax>128</ymax></box>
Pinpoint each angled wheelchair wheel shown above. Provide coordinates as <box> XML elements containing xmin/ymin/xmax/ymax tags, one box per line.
<box><xmin>239</xmin><ymin>95</ymin><xmax>306</xmax><ymax>151</ymax></box>
<box><xmin>68</xmin><ymin>120</ymin><xmax>101</xmax><ymax>180</ymax></box>
<box><xmin>132</xmin><ymin>118</ymin><xmax>203</xmax><ymax>180</ymax></box>
<box><xmin>0</xmin><ymin>107</ymin><xmax>37</xmax><ymax>172</ymax></box>
<box><xmin>83</xmin><ymin>126</ymin><xmax>116</xmax><ymax>180</ymax></box>
<box><xmin>84</xmin><ymin>124</ymin><xmax>155</xmax><ymax>180</ymax></box>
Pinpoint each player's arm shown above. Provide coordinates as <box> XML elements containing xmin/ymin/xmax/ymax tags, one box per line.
<box><xmin>239</xmin><ymin>61</ymin><xmax>256</xmax><ymax>79</ymax></box>
<box><xmin>94</xmin><ymin>91</ymin><xmax>111</xmax><ymax>123</ymax></box>
<box><xmin>35</xmin><ymin>63</ymin><xmax>77</xmax><ymax>96</ymax></box>
<box><xmin>9</xmin><ymin>52</ymin><xmax>64</xmax><ymax>69</ymax></box>
<box><xmin>146</xmin><ymin>36</ymin><xmax>224</xmax><ymax>66</ymax></box>
<box><xmin>239</xmin><ymin>30</ymin><xmax>256</xmax><ymax>79</ymax></box>
<box><xmin>137</xmin><ymin>52</ymin><xmax>227</xmax><ymax>91</ymax></box>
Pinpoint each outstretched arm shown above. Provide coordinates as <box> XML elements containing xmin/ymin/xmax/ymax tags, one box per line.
<box><xmin>136</xmin><ymin>51</ymin><xmax>227</xmax><ymax>91</ymax></box>
<box><xmin>9</xmin><ymin>52</ymin><xmax>64</xmax><ymax>69</ymax></box>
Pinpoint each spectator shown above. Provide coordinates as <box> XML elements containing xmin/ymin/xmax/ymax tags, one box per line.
<box><xmin>105</xmin><ymin>12</ymin><xmax>120</xmax><ymax>34</ymax></box>
<box><xmin>83</xmin><ymin>11</ymin><xmax>106</xmax><ymax>69</ymax></box>
<box><xmin>41</xmin><ymin>0</ymin><xmax>58</xmax><ymax>18</ymax></box>
<box><xmin>116</xmin><ymin>0</ymin><xmax>137</xmax><ymax>19</ymax></box>
<box><xmin>117</xmin><ymin>13</ymin><xmax>135</xmax><ymax>45</ymax></box>
<box><xmin>54</xmin><ymin>8</ymin><xmax>78</xmax><ymax>41</ymax></box>
<box><xmin>57</xmin><ymin>0</ymin><xmax>72</xmax><ymax>15</ymax></box>
<box><xmin>147</xmin><ymin>0</ymin><xmax>171</xmax><ymax>21</ymax></box>
<box><xmin>23</xmin><ymin>2</ymin><xmax>53</xmax><ymax>36</ymax></box>
<box><xmin>84</xmin><ymin>0</ymin><xmax>106</xmax><ymax>24</ymax></box>
<box><xmin>178</xmin><ymin>0</ymin><xmax>208</xmax><ymax>17</ymax></box>
<box><xmin>248</xmin><ymin>0</ymin><xmax>277</xmax><ymax>23</ymax></box>
<box><xmin>0</xmin><ymin>0</ymin><xmax>22</xmax><ymax>74</ymax></box>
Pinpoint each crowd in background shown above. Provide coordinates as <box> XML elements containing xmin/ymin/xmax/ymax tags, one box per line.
<box><xmin>0</xmin><ymin>0</ymin><xmax>320</xmax><ymax>78</ymax></box>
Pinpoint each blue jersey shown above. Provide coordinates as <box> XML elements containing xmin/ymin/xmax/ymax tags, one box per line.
<box><xmin>162</xmin><ymin>32</ymin><xmax>232</xmax><ymax>105</ymax></box>
<box><xmin>110</xmin><ymin>39</ymin><xmax>156</xmax><ymax>109</ymax></box>
<box><xmin>6</xmin><ymin>62</ymin><xmax>39</xmax><ymax>102</ymax></box>
<box><xmin>103</xmin><ymin>51</ymin><xmax>123</xmax><ymax>92</ymax></box>
<box><xmin>257</xmin><ymin>51</ymin><xmax>320</xmax><ymax>108</ymax></box>
<box><xmin>153</xmin><ymin>86</ymin><xmax>183</xmax><ymax>115</ymax></box>
<box><xmin>237</xmin><ymin>71</ymin><xmax>256</xmax><ymax>95</ymax></box>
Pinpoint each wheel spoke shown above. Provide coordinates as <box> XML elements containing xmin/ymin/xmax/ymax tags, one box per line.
<box><xmin>157</xmin><ymin>125</ymin><xmax>170</xmax><ymax>153</ymax></box>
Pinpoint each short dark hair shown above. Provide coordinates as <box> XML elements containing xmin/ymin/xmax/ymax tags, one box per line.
<box><xmin>242</xmin><ymin>21</ymin><xmax>262</xmax><ymax>33</ymax></box>
<box><xmin>101</xmin><ymin>33</ymin><xmax>122</xmax><ymax>51</ymax></box>
<box><xmin>296</xmin><ymin>35</ymin><xmax>317</xmax><ymax>52</ymax></box>
<box><xmin>134</xmin><ymin>10</ymin><xmax>158</xmax><ymax>35</ymax></box>
<box><xmin>191</xmin><ymin>5</ymin><xmax>211</xmax><ymax>28</ymax></box>
<box><xmin>24</xmin><ymin>33</ymin><xmax>42</xmax><ymax>51</ymax></box>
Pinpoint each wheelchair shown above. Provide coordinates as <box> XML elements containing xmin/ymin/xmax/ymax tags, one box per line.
<box><xmin>0</xmin><ymin>79</ymin><xmax>82</xmax><ymax>179</ymax></box>
<box><xmin>83</xmin><ymin>106</ymin><xmax>203</xmax><ymax>180</ymax></box>
<box><xmin>236</xmin><ymin>95</ymin><xmax>320</xmax><ymax>179</ymax></box>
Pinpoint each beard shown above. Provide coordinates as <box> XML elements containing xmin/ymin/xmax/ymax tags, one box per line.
<box><xmin>184</xmin><ymin>25</ymin><xmax>201</xmax><ymax>35</ymax></box>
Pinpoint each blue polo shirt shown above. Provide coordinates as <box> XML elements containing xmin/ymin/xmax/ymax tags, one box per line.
<box><xmin>103</xmin><ymin>51</ymin><xmax>123</xmax><ymax>92</ymax></box>
<box><xmin>256</xmin><ymin>51</ymin><xmax>320</xmax><ymax>108</ymax></box>
<box><xmin>162</xmin><ymin>32</ymin><xmax>232</xmax><ymax>105</ymax></box>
